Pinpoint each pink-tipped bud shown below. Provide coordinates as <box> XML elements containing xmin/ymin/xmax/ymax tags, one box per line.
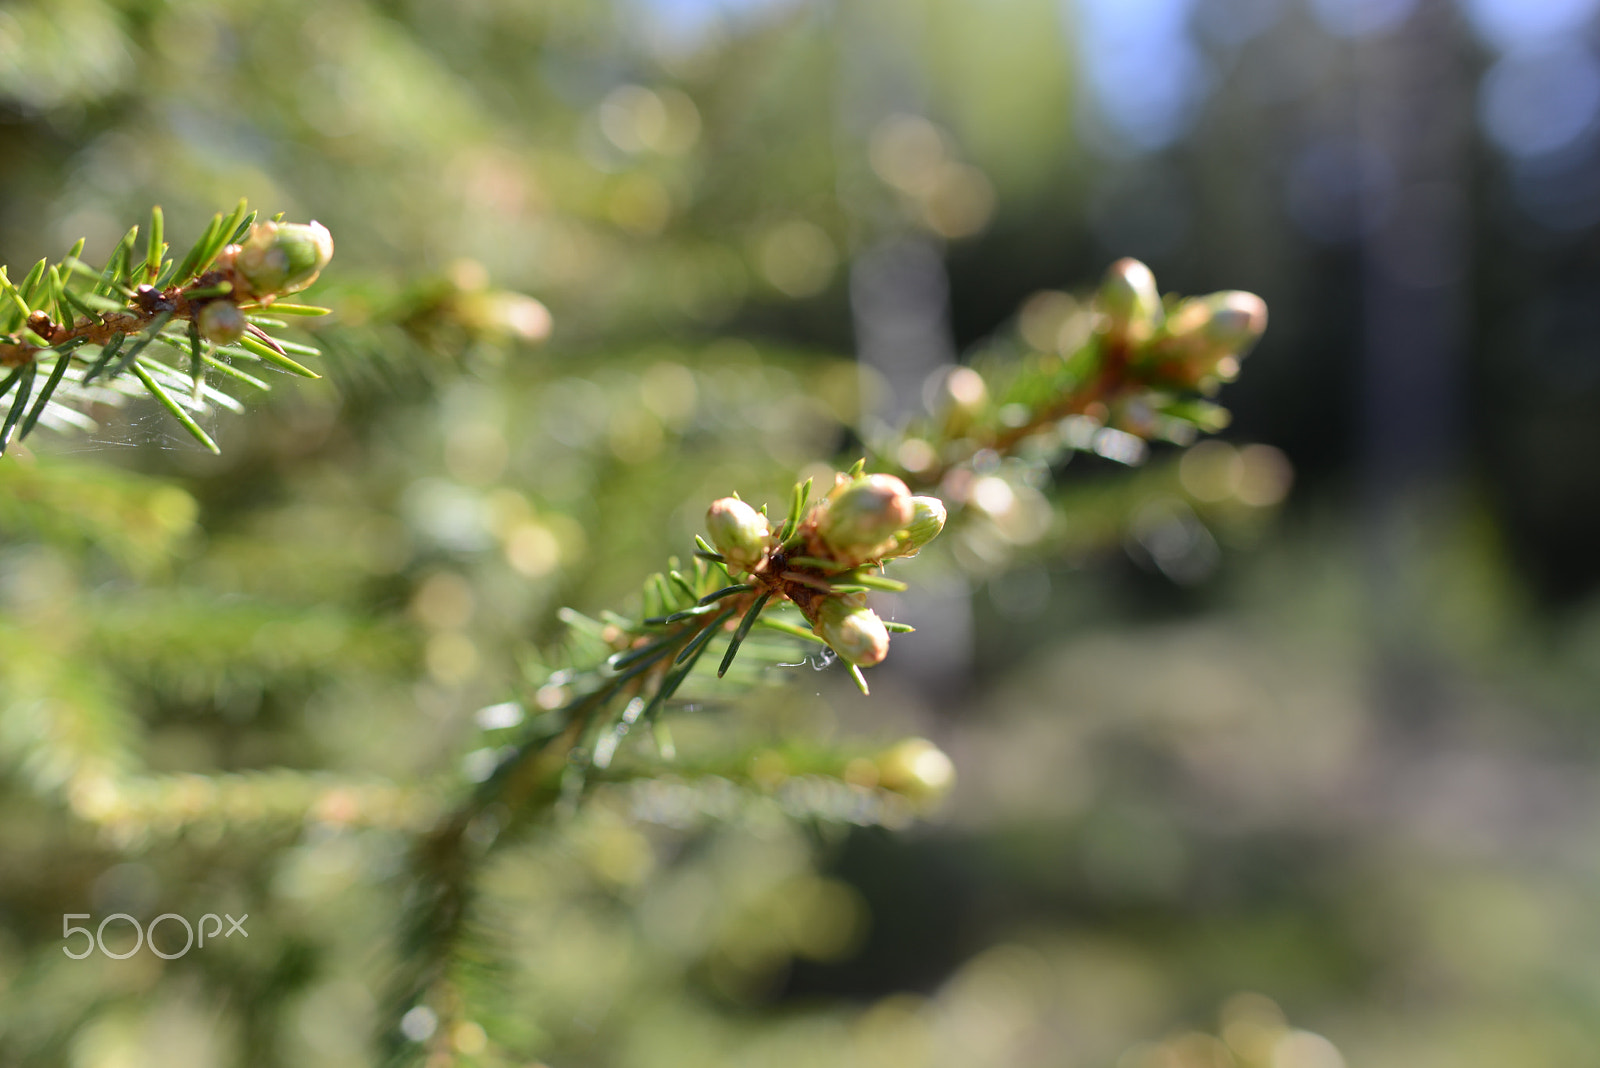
<box><xmin>196</xmin><ymin>301</ymin><xmax>246</xmax><ymax>344</ymax></box>
<box><xmin>814</xmin><ymin>594</ymin><xmax>890</xmax><ymax>667</ymax></box>
<box><xmin>234</xmin><ymin>220</ymin><xmax>334</xmax><ymax>298</ymax></box>
<box><xmin>818</xmin><ymin>473</ymin><xmax>914</xmax><ymax>561</ymax></box>
<box><xmin>706</xmin><ymin>497</ymin><xmax>770</xmax><ymax>571</ymax></box>
<box><xmin>459</xmin><ymin>290</ymin><xmax>553</xmax><ymax>343</ymax></box>
<box><xmin>1198</xmin><ymin>290</ymin><xmax>1267</xmax><ymax>356</ymax></box>
<box><xmin>1164</xmin><ymin>291</ymin><xmax>1268</xmax><ymax>355</ymax></box>
<box><xmin>1152</xmin><ymin>290</ymin><xmax>1268</xmax><ymax>389</ymax></box>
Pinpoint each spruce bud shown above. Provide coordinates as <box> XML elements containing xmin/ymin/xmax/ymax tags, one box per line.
<box><xmin>892</xmin><ymin>495</ymin><xmax>947</xmax><ymax>558</ymax></box>
<box><xmin>1153</xmin><ymin>290</ymin><xmax>1268</xmax><ymax>388</ymax></box>
<box><xmin>706</xmin><ymin>497</ymin><xmax>770</xmax><ymax>571</ymax></box>
<box><xmin>1197</xmin><ymin>290</ymin><xmax>1267</xmax><ymax>356</ymax></box>
<box><xmin>234</xmin><ymin>221</ymin><xmax>334</xmax><ymax>298</ymax></box>
<box><xmin>818</xmin><ymin>473</ymin><xmax>914</xmax><ymax>561</ymax></box>
<box><xmin>814</xmin><ymin>594</ymin><xmax>890</xmax><ymax>667</ymax></box>
<box><xmin>1099</xmin><ymin>258</ymin><xmax>1162</xmax><ymax>343</ymax></box>
<box><xmin>875</xmin><ymin>737</ymin><xmax>955</xmax><ymax>800</ymax></box>
<box><xmin>196</xmin><ymin>301</ymin><xmax>246</xmax><ymax>344</ymax></box>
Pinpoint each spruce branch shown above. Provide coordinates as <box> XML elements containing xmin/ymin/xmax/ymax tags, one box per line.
<box><xmin>380</xmin><ymin>260</ymin><xmax>1271</xmax><ymax>1057</ymax></box>
<box><xmin>826</xmin><ymin>258</ymin><xmax>1273</xmax><ymax>579</ymax></box>
<box><xmin>0</xmin><ymin>200</ymin><xmax>334</xmax><ymax>455</ymax></box>
<box><xmin>382</xmin><ymin>465</ymin><xmax>953</xmax><ymax>1063</ymax></box>
<box><xmin>869</xmin><ymin>258</ymin><xmax>1268</xmax><ymax>494</ymax></box>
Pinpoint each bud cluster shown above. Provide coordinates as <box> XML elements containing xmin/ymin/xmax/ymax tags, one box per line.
<box><xmin>1134</xmin><ymin>288</ymin><xmax>1267</xmax><ymax>394</ymax></box>
<box><xmin>0</xmin><ymin>204</ymin><xmax>341</xmax><ymax>458</ymax></box>
<box><xmin>704</xmin><ymin>470</ymin><xmax>946</xmax><ymax>671</ymax></box>
<box><xmin>885</xmin><ymin>259</ymin><xmax>1266</xmax><ymax>494</ymax></box>
<box><xmin>1095</xmin><ymin>258</ymin><xmax>1267</xmax><ymax>396</ymax></box>
<box><xmin>193</xmin><ymin>220</ymin><xmax>335</xmax><ymax>343</ymax></box>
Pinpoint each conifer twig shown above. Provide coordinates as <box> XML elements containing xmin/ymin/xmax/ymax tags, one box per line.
<box><xmin>0</xmin><ymin>201</ymin><xmax>335</xmax><ymax>455</ymax></box>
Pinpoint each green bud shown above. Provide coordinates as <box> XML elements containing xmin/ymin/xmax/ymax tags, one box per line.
<box><xmin>706</xmin><ymin>497</ymin><xmax>770</xmax><ymax>571</ymax></box>
<box><xmin>818</xmin><ymin>473</ymin><xmax>914</xmax><ymax>561</ymax></box>
<box><xmin>1099</xmin><ymin>258</ymin><xmax>1161</xmax><ymax>343</ymax></box>
<box><xmin>876</xmin><ymin>737</ymin><xmax>955</xmax><ymax>799</ymax></box>
<box><xmin>891</xmin><ymin>495</ymin><xmax>946</xmax><ymax>557</ymax></box>
<box><xmin>814</xmin><ymin>594</ymin><xmax>890</xmax><ymax>667</ymax></box>
<box><xmin>234</xmin><ymin>221</ymin><xmax>334</xmax><ymax>298</ymax></box>
<box><xmin>196</xmin><ymin>301</ymin><xmax>246</xmax><ymax>344</ymax></box>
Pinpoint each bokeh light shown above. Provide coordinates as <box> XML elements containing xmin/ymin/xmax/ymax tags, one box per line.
<box><xmin>1076</xmin><ymin>0</ymin><xmax>1210</xmax><ymax>151</ymax></box>
<box><xmin>1479</xmin><ymin>42</ymin><xmax>1600</xmax><ymax>159</ymax></box>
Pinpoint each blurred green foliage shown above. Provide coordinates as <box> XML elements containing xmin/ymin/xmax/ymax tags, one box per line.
<box><xmin>5</xmin><ymin>2</ymin><xmax>1600</xmax><ymax>1068</ymax></box>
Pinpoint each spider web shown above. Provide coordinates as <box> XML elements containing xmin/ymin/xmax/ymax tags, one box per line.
<box><xmin>85</xmin><ymin>399</ymin><xmax>228</xmax><ymax>453</ymax></box>
<box><xmin>22</xmin><ymin>355</ymin><xmax>235</xmax><ymax>456</ymax></box>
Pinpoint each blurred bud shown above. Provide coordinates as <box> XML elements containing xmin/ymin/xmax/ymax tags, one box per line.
<box><xmin>458</xmin><ymin>290</ymin><xmax>552</xmax><ymax>343</ymax></box>
<box><xmin>875</xmin><ymin>737</ymin><xmax>955</xmax><ymax>800</ymax></box>
<box><xmin>234</xmin><ymin>221</ymin><xmax>334</xmax><ymax>298</ymax></box>
<box><xmin>1099</xmin><ymin>258</ymin><xmax>1161</xmax><ymax>343</ymax></box>
<box><xmin>196</xmin><ymin>301</ymin><xmax>246</xmax><ymax>344</ymax></box>
<box><xmin>892</xmin><ymin>495</ymin><xmax>947</xmax><ymax>557</ymax></box>
<box><xmin>938</xmin><ymin>366</ymin><xmax>988</xmax><ymax>436</ymax></box>
<box><xmin>1199</xmin><ymin>290</ymin><xmax>1267</xmax><ymax>355</ymax></box>
<box><xmin>818</xmin><ymin>474</ymin><xmax>914</xmax><ymax>561</ymax></box>
<box><xmin>1165</xmin><ymin>291</ymin><xmax>1267</xmax><ymax>356</ymax></box>
<box><xmin>1161</xmin><ymin>299</ymin><xmax>1206</xmax><ymax>339</ymax></box>
<box><xmin>1152</xmin><ymin>290</ymin><xmax>1268</xmax><ymax>389</ymax></box>
<box><xmin>706</xmin><ymin>497</ymin><xmax>770</xmax><ymax>571</ymax></box>
<box><xmin>815</xmin><ymin>594</ymin><xmax>890</xmax><ymax>666</ymax></box>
